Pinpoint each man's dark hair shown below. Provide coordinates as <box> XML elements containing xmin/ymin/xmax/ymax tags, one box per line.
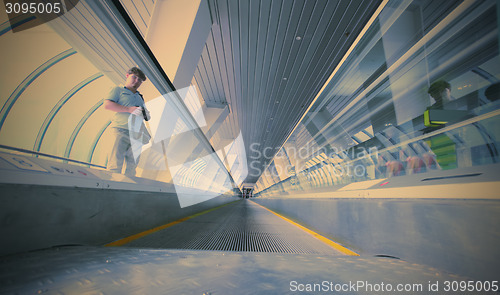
<box><xmin>127</xmin><ymin>67</ymin><xmax>147</xmax><ymax>81</ymax></box>
<box><xmin>428</xmin><ymin>80</ymin><xmax>450</xmax><ymax>109</ymax></box>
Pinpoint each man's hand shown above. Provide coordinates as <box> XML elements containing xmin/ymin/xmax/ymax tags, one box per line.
<box><xmin>130</xmin><ymin>106</ymin><xmax>143</xmax><ymax>116</ymax></box>
<box><xmin>104</xmin><ymin>100</ymin><xmax>142</xmax><ymax>116</ymax></box>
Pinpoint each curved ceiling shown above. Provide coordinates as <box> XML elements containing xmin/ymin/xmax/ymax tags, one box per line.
<box><xmin>0</xmin><ymin>14</ymin><xmax>116</xmax><ymax>167</ymax></box>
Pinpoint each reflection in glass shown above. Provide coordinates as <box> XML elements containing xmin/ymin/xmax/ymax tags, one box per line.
<box><xmin>255</xmin><ymin>0</ymin><xmax>500</xmax><ymax>196</ymax></box>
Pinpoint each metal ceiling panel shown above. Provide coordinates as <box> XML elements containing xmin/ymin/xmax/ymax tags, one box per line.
<box><xmin>196</xmin><ymin>0</ymin><xmax>382</xmax><ymax>183</ymax></box>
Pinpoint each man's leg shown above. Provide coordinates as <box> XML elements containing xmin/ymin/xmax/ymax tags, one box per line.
<box><xmin>107</xmin><ymin>128</ymin><xmax>128</xmax><ymax>173</ymax></box>
<box><xmin>124</xmin><ymin>145</ymin><xmax>138</xmax><ymax>177</ymax></box>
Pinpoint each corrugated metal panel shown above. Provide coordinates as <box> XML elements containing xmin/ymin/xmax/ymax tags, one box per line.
<box><xmin>197</xmin><ymin>0</ymin><xmax>382</xmax><ymax>183</ymax></box>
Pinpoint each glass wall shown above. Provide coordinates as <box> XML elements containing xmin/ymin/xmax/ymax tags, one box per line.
<box><xmin>0</xmin><ymin>3</ymin><xmax>234</xmax><ymax>201</ymax></box>
<box><xmin>254</xmin><ymin>0</ymin><xmax>500</xmax><ymax>196</ymax></box>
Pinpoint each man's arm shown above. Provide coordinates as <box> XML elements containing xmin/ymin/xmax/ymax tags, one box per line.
<box><xmin>103</xmin><ymin>100</ymin><xmax>142</xmax><ymax>116</ymax></box>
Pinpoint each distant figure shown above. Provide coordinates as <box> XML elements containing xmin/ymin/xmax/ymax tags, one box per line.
<box><xmin>427</xmin><ymin>80</ymin><xmax>455</xmax><ymax>109</ymax></box>
<box><xmin>104</xmin><ymin>67</ymin><xmax>150</xmax><ymax>177</ymax></box>
<box><xmin>425</xmin><ymin>80</ymin><xmax>457</xmax><ymax>170</ymax></box>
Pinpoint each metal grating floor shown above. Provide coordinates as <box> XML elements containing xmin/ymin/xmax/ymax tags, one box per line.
<box><xmin>125</xmin><ymin>200</ymin><xmax>345</xmax><ymax>255</ymax></box>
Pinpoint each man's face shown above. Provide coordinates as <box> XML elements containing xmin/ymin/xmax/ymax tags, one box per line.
<box><xmin>443</xmin><ymin>88</ymin><xmax>453</xmax><ymax>103</ymax></box>
<box><xmin>125</xmin><ymin>73</ymin><xmax>144</xmax><ymax>91</ymax></box>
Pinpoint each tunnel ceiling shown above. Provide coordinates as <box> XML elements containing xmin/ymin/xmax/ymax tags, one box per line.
<box><xmin>0</xmin><ymin>0</ymin><xmax>382</xmax><ymax>188</ymax></box>
<box><xmin>194</xmin><ymin>0</ymin><xmax>382</xmax><ymax>183</ymax></box>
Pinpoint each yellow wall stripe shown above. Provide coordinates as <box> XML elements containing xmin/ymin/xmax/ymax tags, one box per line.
<box><xmin>105</xmin><ymin>200</ymin><xmax>240</xmax><ymax>247</ymax></box>
<box><xmin>251</xmin><ymin>201</ymin><xmax>359</xmax><ymax>256</ymax></box>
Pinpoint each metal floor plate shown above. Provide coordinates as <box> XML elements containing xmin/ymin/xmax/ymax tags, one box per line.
<box><xmin>125</xmin><ymin>200</ymin><xmax>344</xmax><ymax>255</ymax></box>
<box><xmin>0</xmin><ymin>246</ymin><xmax>488</xmax><ymax>295</ymax></box>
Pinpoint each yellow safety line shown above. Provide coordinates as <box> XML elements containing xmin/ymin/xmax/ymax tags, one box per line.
<box><xmin>105</xmin><ymin>200</ymin><xmax>240</xmax><ymax>247</ymax></box>
<box><xmin>251</xmin><ymin>201</ymin><xmax>359</xmax><ymax>256</ymax></box>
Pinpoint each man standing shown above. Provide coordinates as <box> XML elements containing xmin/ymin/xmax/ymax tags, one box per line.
<box><xmin>104</xmin><ymin>67</ymin><xmax>150</xmax><ymax>176</ymax></box>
